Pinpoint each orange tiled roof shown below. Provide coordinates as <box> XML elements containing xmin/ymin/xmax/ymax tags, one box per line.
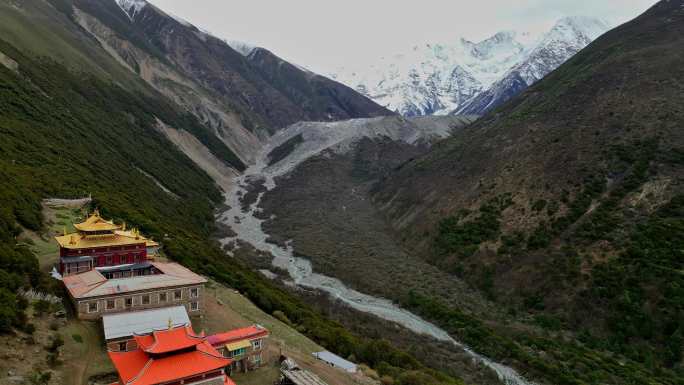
<box><xmin>109</xmin><ymin>325</ymin><xmax>231</xmax><ymax>385</ymax></box>
<box><xmin>135</xmin><ymin>324</ymin><xmax>204</xmax><ymax>354</ymax></box>
<box><xmin>207</xmin><ymin>325</ymin><xmax>269</xmax><ymax>346</ymax></box>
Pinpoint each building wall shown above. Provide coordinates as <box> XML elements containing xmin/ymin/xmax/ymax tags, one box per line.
<box><xmin>216</xmin><ymin>337</ymin><xmax>267</xmax><ymax>373</ymax></box>
<box><xmin>60</xmin><ymin>244</ymin><xmax>147</xmax><ymax>274</ymax></box>
<box><xmin>106</xmin><ymin>337</ymin><xmax>140</xmax><ymax>352</ymax></box>
<box><xmin>75</xmin><ymin>284</ymin><xmax>204</xmax><ymax>320</ymax></box>
<box><xmin>183</xmin><ymin>373</ymin><xmax>225</xmax><ymax>385</ymax></box>
<box><xmin>62</xmin><ymin>260</ymin><xmax>93</xmax><ymax>276</ymax></box>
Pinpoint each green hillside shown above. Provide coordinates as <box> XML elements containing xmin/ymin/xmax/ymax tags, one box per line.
<box><xmin>0</xmin><ymin>26</ymin><xmax>461</xmax><ymax>385</ymax></box>
<box><xmin>372</xmin><ymin>1</ymin><xmax>684</xmax><ymax>383</ymax></box>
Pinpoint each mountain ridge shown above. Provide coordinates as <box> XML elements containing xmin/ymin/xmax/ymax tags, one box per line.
<box><xmin>330</xmin><ymin>16</ymin><xmax>610</xmax><ymax>116</ymax></box>
<box><xmin>371</xmin><ymin>1</ymin><xmax>684</xmax><ymax>379</ymax></box>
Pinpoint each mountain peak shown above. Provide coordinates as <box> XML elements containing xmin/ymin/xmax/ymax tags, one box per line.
<box><xmin>550</xmin><ymin>15</ymin><xmax>610</xmax><ymax>41</ymax></box>
<box><xmin>115</xmin><ymin>0</ymin><xmax>147</xmax><ymax>20</ymax></box>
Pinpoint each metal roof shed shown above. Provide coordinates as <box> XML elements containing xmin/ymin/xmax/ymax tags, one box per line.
<box><xmin>312</xmin><ymin>351</ymin><xmax>357</xmax><ymax>373</ymax></box>
<box><xmin>102</xmin><ymin>305</ymin><xmax>190</xmax><ymax>340</ymax></box>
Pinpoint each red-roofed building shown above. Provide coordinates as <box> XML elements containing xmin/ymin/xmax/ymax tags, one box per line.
<box><xmin>108</xmin><ymin>324</ymin><xmax>235</xmax><ymax>385</ymax></box>
<box><xmin>207</xmin><ymin>325</ymin><xmax>269</xmax><ymax>373</ymax></box>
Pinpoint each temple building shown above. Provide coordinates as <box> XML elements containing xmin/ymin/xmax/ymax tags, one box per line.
<box><xmin>108</xmin><ymin>324</ymin><xmax>236</xmax><ymax>385</ymax></box>
<box><xmin>55</xmin><ymin>210</ymin><xmax>159</xmax><ymax>276</ymax></box>
<box><xmin>207</xmin><ymin>325</ymin><xmax>269</xmax><ymax>373</ymax></box>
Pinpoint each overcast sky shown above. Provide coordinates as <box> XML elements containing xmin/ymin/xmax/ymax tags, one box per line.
<box><xmin>147</xmin><ymin>0</ymin><xmax>657</xmax><ymax>74</ymax></box>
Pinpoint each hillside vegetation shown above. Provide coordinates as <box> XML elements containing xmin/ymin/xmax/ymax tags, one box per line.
<box><xmin>373</xmin><ymin>0</ymin><xmax>684</xmax><ymax>383</ymax></box>
<box><xmin>0</xmin><ymin>32</ymin><xmax>461</xmax><ymax>385</ymax></box>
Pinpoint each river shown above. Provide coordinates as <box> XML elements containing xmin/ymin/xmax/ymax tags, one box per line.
<box><xmin>218</xmin><ymin>148</ymin><xmax>536</xmax><ymax>385</ymax></box>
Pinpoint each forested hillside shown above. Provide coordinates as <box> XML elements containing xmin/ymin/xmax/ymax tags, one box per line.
<box><xmin>373</xmin><ymin>0</ymin><xmax>684</xmax><ymax>382</ymax></box>
<box><xmin>0</xmin><ymin>4</ymin><xmax>460</xmax><ymax>384</ymax></box>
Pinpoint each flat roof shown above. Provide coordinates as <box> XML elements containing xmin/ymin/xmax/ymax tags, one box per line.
<box><xmin>63</xmin><ymin>262</ymin><xmax>206</xmax><ymax>299</ymax></box>
<box><xmin>102</xmin><ymin>305</ymin><xmax>190</xmax><ymax>340</ymax></box>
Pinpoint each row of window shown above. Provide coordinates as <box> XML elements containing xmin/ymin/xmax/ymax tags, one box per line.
<box><xmin>75</xmin><ymin>245</ymin><xmax>145</xmax><ymax>255</ymax></box>
<box><xmin>86</xmin><ymin>287</ymin><xmax>200</xmax><ymax>313</ymax></box>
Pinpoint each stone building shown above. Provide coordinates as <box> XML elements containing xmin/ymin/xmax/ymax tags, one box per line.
<box><xmin>63</xmin><ymin>261</ymin><xmax>206</xmax><ymax>320</ymax></box>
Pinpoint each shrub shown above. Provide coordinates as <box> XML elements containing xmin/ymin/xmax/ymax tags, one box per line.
<box><xmin>29</xmin><ymin>370</ymin><xmax>52</xmax><ymax>385</ymax></box>
<box><xmin>46</xmin><ymin>334</ymin><xmax>64</xmax><ymax>353</ymax></box>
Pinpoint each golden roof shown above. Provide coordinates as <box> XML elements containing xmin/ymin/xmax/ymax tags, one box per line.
<box><xmin>73</xmin><ymin>210</ymin><xmax>121</xmax><ymax>232</ymax></box>
<box><xmin>115</xmin><ymin>229</ymin><xmax>159</xmax><ymax>247</ymax></box>
<box><xmin>56</xmin><ymin>209</ymin><xmax>159</xmax><ymax>250</ymax></box>
<box><xmin>55</xmin><ymin>233</ymin><xmax>146</xmax><ymax>249</ymax></box>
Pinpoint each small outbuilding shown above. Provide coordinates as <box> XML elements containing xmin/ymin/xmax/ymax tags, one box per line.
<box><xmin>312</xmin><ymin>351</ymin><xmax>357</xmax><ymax>373</ymax></box>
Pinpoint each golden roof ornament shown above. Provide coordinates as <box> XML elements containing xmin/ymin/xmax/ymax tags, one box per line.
<box><xmin>168</xmin><ymin>317</ymin><xmax>173</xmax><ymax>330</ymax></box>
<box><xmin>122</xmin><ymin>221</ymin><xmax>126</xmax><ymax>231</ymax></box>
<box><xmin>63</xmin><ymin>226</ymin><xmax>67</xmax><ymax>236</ymax></box>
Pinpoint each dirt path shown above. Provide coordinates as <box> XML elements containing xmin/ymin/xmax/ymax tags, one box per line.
<box><xmin>43</xmin><ymin>197</ymin><xmax>92</xmax><ymax>208</ymax></box>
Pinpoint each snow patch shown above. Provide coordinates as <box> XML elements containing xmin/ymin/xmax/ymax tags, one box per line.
<box><xmin>228</xmin><ymin>40</ymin><xmax>257</xmax><ymax>56</ymax></box>
<box><xmin>115</xmin><ymin>0</ymin><xmax>147</xmax><ymax>20</ymax></box>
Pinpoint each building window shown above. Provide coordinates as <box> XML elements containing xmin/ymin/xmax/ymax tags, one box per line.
<box><xmin>174</xmin><ymin>290</ymin><xmax>182</xmax><ymax>300</ymax></box>
<box><xmin>190</xmin><ymin>288</ymin><xmax>199</xmax><ymax>298</ymax></box>
<box><xmin>230</xmin><ymin>348</ymin><xmax>246</xmax><ymax>357</ymax></box>
<box><xmin>251</xmin><ymin>339</ymin><xmax>262</xmax><ymax>350</ymax></box>
<box><xmin>106</xmin><ymin>299</ymin><xmax>116</xmax><ymax>310</ymax></box>
<box><xmin>88</xmin><ymin>302</ymin><xmax>98</xmax><ymax>313</ymax></box>
<box><xmin>118</xmin><ymin>341</ymin><xmax>127</xmax><ymax>352</ymax></box>
<box><xmin>190</xmin><ymin>302</ymin><xmax>199</xmax><ymax>311</ymax></box>
<box><xmin>125</xmin><ymin>297</ymin><xmax>133</xmax><ymax>308</ymax></box>
<box><xmin>141</xmin><ymin>295</ymin><xmax>150</xmax><ymax>305</ymax></box>
<box><xmin>106</xmin><ymin>256</ymin><xmax>112</xmax><ymax>265</ymax></box>
<box><xmin>159</xmin><ymin>292</ymin><xmax>167</xmax><ymax>302</ymax></box>
<box><xmin>252</xmin><ymin>354</ymin><xmax>262</xmax><ymax>366</ymax></box>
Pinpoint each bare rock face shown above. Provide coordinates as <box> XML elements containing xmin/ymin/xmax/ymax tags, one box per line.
<box><xmin>76</xmin><ymin>0</ymin><xmax>392</xmax><ymax>144</ymax></box>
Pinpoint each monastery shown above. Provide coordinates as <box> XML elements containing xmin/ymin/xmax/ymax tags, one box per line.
<box><xmin>56</xmin><ymin>209</ymin><xmax>272</xmax><ymax>385</ymax></box>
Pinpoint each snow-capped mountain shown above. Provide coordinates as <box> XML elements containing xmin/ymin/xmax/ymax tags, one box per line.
<box><xmin>329</xmin><ymin>16</ymin><xmax>610</xmax><ymax>116</ymax></box>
